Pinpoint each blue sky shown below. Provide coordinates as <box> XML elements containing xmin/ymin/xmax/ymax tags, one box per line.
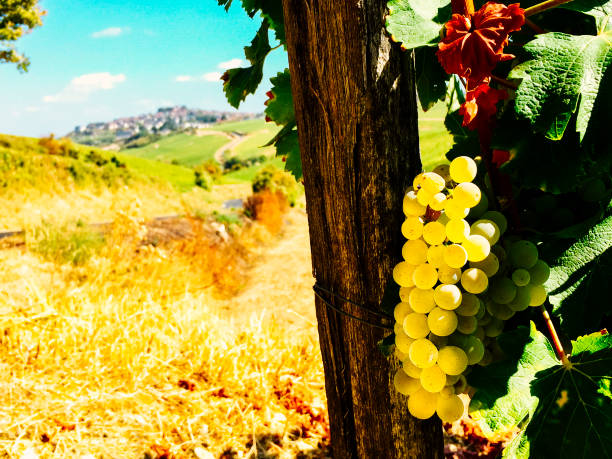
<box><xmin>0</xmin><ymin>0</ymin><xmax>287</xmax><ymax>137</ymax></box>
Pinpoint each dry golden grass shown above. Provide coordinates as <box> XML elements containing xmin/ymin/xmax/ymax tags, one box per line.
<box><xmin>0</xmin><ymin>201</ymin><xmax>327</xmax><ymax>458</ymax></box>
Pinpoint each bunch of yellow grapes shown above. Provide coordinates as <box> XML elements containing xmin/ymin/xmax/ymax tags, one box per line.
<box><xmin>392</xmin><ymin>156</ymin><xmax>550</xmax><ymax>422</ymax></box>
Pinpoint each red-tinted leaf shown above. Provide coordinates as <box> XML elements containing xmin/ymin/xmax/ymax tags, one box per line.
<box><xmin>437</xmin><ymin>2</ymin><xmax>524</xmax><ymax>84</ymax></box>
<box><xmin>459</xmin><ymin>84</ymin><xmax>507</xmax><ymax>130</ymax></box>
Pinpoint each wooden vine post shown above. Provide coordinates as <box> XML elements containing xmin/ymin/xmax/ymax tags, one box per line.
<box><xmin>282</xmin><ymin>1</ymin><xmax>444</xmax><ymax>457</ymax></box>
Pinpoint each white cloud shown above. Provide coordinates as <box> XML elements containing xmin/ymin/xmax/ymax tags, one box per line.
<box><xmin>91</xmin><ymin>27</ymin><xmax>128</xmax><ymax>38</ymax></box>
<box><xmin>175</xmin><ymin>75</ymin><xmax>195</xmax><ymax>83</ymax></box>
<box><xmin>203</xmin><ymin>72</ymin><xmax>222</xmax><ymax>82</ymax></box>
<box><xmin>218</xmin><ymin>58</ymin><xmax>244</xmax><ymax>69</ymax></box>
<box><xmin>43</xmin><ymin>73</ymin><xmax>126</xmax><ymax>103</ymax></box>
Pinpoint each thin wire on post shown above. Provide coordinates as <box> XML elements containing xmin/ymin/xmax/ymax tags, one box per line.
<box><xmin>312</xmin><ymin>283</ymin><xmax>395</xmax><ymax>330</ymax></box>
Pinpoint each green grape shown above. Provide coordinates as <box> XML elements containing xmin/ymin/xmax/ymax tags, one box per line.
<box><xmin>463</xmin><ymin>335</ymin><xmax>485</xmax><ymax>365</ymax></box>
<box><xmin>401</xmin><ymin>216</ymin><xmax>424</xmax><ymax>240</ymax></box>
<box><xmin>395</xmin><ymin>347</ymin><xmax>408</xmax><ymax>362</ymax></box>
<box><xmin>421</xmin><ymin>172</ymin><xmax>446</xmax><ymax>194</ymax></box>
<box><xmin>393</xmin><ymin>262</ymin><xmax>416</xmax><ymax>287</ymax></box>
<box><xmin>447</xmin><ymin>332</ymin><xmax>470</xmax><ymax>349</ymax></box>
<box><xmin>394</xmin><ymin>370</ymin><xmax>422</xmax><ymax>396</ymax></box>
<box><xmin>484</xmin><ymin>318</ymin><xmax>504</xmax><ymax>337</ymax></box>
<box><xmin>394</xmin><ymin>302</ymin><xmax>413</xmax><ymax>323</ymax></box>
<box><xmin>395</xmin><ymin>330</ymin><xmax>415</xmax><ymax>354</ymax></box>
<box><xmin>528</xmin><ymin>260</ymin><xmax>550</xmax><ymax>285</ymax></box>
<box><xmin>478</xmin><ymin>349</ymin><xmax>493</xmax><ymax>366</ymax></box>
<box><xmin>491</xmin><ymin>245</ymin><xmax>507</xmax><ymax>265</ymax></box>
<box><xmin>508</xmin><ymin>286</ymin><xmax>531</xmax><ymax>311</ymax></box>
<box><xmin>433</xmin><ymin>164</ymin><xmax>451</xmax><ymax>183</ymax></box>
<box><xmin>528</xmin><ymin>284</ymin><xmax>547</xmax><ymax>306</ymax></box>
<box><xmin>478</xmin><ymin>313</ymin><xmax>492</xmax><ymax>326</ymax></box>
<box><xmin>430</xmin><ymin>192</ymin><xmax>447</xmax><ymax>211</ymax></box>
<box><xmin>473</xmin><ymin>326</ymin><xmax>485</xmax><ymax>341</ymax></box>
<box><xmin>409</xmin><ymin>338</ymin><xmax>438</xmax><ymax>369</ymax></box>
<box><xmin>445</xmin><ymin>200</ymin><xmax>470</xmax><ymax>219</ymax></box>
<box><xmin>512</xmin><ymin>268</ymin><xmax>531</xmax><ymax>286</ymax></box>
<box><xmin>509</xmin><ymin>240</ymin><xmax>539</xmax><ymax>269</ymax></box>
<box><xmin>403</xmin><ymin>190</ymin><xmax>427</xmax><ymax>217</ymax></box>
<box><xmin>428</xmin><ymin>333</ymin><xmax>448</xmax><ymax>348</ymax></box>
<box><xmin>427</xmin><ymin>307</ymin><xmax>458</xmax><ymax>336</ymax></box>
<box><xmin>437</xmin><ymin>346</ymin><xmax>468</xmax><ymax>375</ymax></box>
<box><xmin>449</xmin><ymin>156</ymin><xmax>477</xmax><ymax>183</ymax></box>
<box><xmin>402</xmin><ymin>359</ymin><xmax>422</xmax><ymax>378</ymax></box>
<box><xmin>468</xmin><ymin>192</ymin><xmax>488</xmax><ymax>219</ymax></box>
<box><xmin>446</xmin><ymin>218</ymin><xmax>470</xmax><ymax>243</ymax></box>
<box><xmin>402</xmin><ymin>239</ymin><xmax>429</xmax><ymax>265</ymax></box>
<box><xmin>437</xmin><ymin>212</ymin><xmax>450</xmax><ymax>226</ymax></box>
<box><xmin>436</xmin><ymin>394</ymin><xmax>464</xmax><ymax>423</ymax></box>
<box><xmin>409</xmin><ymin>288</ymin><xmax>436</xmax><ymax>314</ymax></box>
<box><xmin>413</xmin><ymin>263</ymin><xmax>438</xmax><ymax>289</ymax></box>
<box><xmin>394</xmin><ymin>322</ymin><xmax>404</xmax><ymax>336</ymax></box>
<box><xmin>420</xmin><ymin>364</ymin><xmax>447</xmax><ymax>392</ymax></box>
<box><xmin>454</xmin><ymin>374</ymin><xmax>468</xmax><ymax>393</ymax></box>
<box><xmin>485</xmin><ymin>301</ymin><xmax>515</xmax><ymax>320</ymax></box>
<box><xmin>408</xmin><ymin>388</ymin><xmax>439</xmax><ymax>419</ymax></box>
<box><xmin>445</xmin><ymin>374</ymin><xmax>460</xmax><ymax>386</ymax></box>
<box><xmin>427</xmin><ymin>245</ymin><xmax>446</xmax><ymax>268</ymax></box>
<box><xmin>440</xmin><ymin>385</ymin><xmax>456</xmax><ymax>397</ymax></box>
<box><xmin>456</xmin><ymin>293</ymin><xmax>480</xmax><ymax>316</ymax></box>
<box><xmin>413</xmin><ymin>173</ymin><xmax>425</xmax><ymax>190</ymax></box>
<box><xmin>417</xmin><ymin>188</ymin><xmax>433</xmax><ymax>206</ymax></box>
<box><xmin>489</xmin><ymin>277</ymin><xmax>517</xmax><ymax>304</ymax></box>
<box><xmin>443</xmin><ymin>244</ymin><xmax>468</xmax><ymax>269</ymax></box>
<box><xmin>469</xmin><ymin>252</ymin><xmax>499</xmax><ymax>277</ymax></box>
<box><xmin>399</xmin><ymin>286</ymin><xmax>414</xmax><ymax>303</ymax></box>
<box><xmin>481</xmin><ymin>210</ymin><xmax>508</xmax><ymax>234</ymax></box>
<box><xmin>438</xmin><ymin>264</ymin><xmax>462</xmax><ymax>284</ymax></box>
<box><xmin>457</xmin><ymin>315</ymin><xmax>478</xmax><ymax>334</ymax></box>
<box><xmin>462</xmin><ymin>235</ymin><xmax>491</xmax><ymax>262</ymax></box>
<box><xmin>433</xmin><ymin>284</ymin><xmax>462</xmax><ymax>310</ymax></box>
<box><xmin>423</xmin><ymin>221</ymin><xmax>447</xmax><ymax>246</ymax></box>
<box><xmin>452</xmin><ymin>182</ymin><xmax>481</xmax><ymax>208</ymax></box>
<box><xmin>460</xmin><ymin>268</ymin><xmax>488</xmax><ymax>294</ymax></box>
<box><xmin>403</xmin><ymin>312</ymin><xmax>430</xmax><ymax>339</ymax></box>
<box><xmin>475</xmin><ymin>301</ymin><xmax>486</xmax><ymax>320</ymax></box>
<box><xmin>470</xmin><ymin>219</ymin><xmax>500</xmax><ymax>246</ymax></box>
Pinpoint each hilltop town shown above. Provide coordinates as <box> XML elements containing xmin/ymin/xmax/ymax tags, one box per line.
<box><xmin>66</xmin><ymin>106</ymin><xmax>259</xmax><ymax>148</ymax></box>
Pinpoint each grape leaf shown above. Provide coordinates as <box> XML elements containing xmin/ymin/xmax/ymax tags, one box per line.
<box><xmin>543</xmin><ymin>211</ymin><xmax>612</xmax><ymax>337</ymax></box>
<box><xmin>444</xmin><ymin>111</ymin><xmax>480</xmax><ymax>161</ymax></box>
<box><xmin>222</xmin><ymin>20</ymin><xmax>271</xmax><ymax>108</ymax></box>
<box><xmin>469</xmin><ymin>324</ymin><xmax>612</xmax><ymax>458</ymax></box>
<box><xmin>265</xmin><ymin>123</ymin><xmax>302</xmax><ymax>179</ymax></box>
<box><xmin>509</xmin><ymin>31</ymin><xmax>612</xmax><ymax>141</ymax></box>
<box><xmin>386</xmin><ymin>0</ymin><xmax>451</xmax><ymax>50</ymax></box>
<box><xmin>265</xmin><ymin>69</ymin><xmax>294</xmax><ymax>126</ymax></box>
<box><xmin>414</xmin><ymin>47</ymin><xmax>449</xmax><ymax>111</ymax></box>
<box><xmin>560</xmin><ymin>0</ymin><xmax>612</xmax><ymax>32</ymax></box>
<box><xmin>217</xmin><ymin>0</ymin><xmax>285</xmax><ymax>42</ymax></box>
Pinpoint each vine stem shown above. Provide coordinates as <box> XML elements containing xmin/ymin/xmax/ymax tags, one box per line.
<box><xmin>524</xmin><ymin>0</ymin><xmax>574</xmax><ymax>17</ymax></box>
<box><xmin>451</xmin><ymin>0</ymin><xmax>474</xmax><ymax>16</ymax></box>
<box><xmin>540</xmin><ymin>305</ymin><xmax>570</xmax><ymax>365</ymax></box>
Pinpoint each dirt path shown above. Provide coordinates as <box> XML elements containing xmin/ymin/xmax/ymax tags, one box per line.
<box><xmin>216</xmin><ymin>209</ymin><xmax>317</xmax><ymax>333</ymax></box>
<box><xmin>213</xmin><ymin>134</ymin><xmax>247</xmax><ymax>164</ymax></box>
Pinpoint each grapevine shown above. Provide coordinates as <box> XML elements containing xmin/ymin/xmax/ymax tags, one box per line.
<box><xmin>220</xmin><ymin>0</ymin><xmax>612</xmax><ymax>456</ymax></box>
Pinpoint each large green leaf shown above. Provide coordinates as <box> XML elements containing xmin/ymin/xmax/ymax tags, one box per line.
<box><xmin>386</xmin><ymin>0</ymin><xmax>451</xmax><ymax>50</ymax></box>
<box><xmin>265</xmin><ymin>122</ymin><xmax>301</xmax><ymax>180</ymax></box>
<box><xmin>217</xmin><ymin>0</ymin><xmax>285</xmax><ymax>42</ymax></box>
<box><xmin>264</xmin><ymin>69</ymin><xmax>294</xmax><ymax>126</ymax></box>
<box><xmin>543</xmin><ymin>210</ymin><xmax>612</xmax><ymax>337</ymax></box>
<box><xmin>414</xmin><ymin>47</ymin><xmax>449</xmax><ymax>111</ymax></box>
<box><xmin>561</xmin><ymin>0</ymin><xmax>612</xmax><ymax>32</ymax></box>
<box><xmin>469</xmin><ymin>325</ymin><xmax>612</xmax><ymax>458</ymax></box>
<box><xmin>222</xmin><ymin>20</ymin><xmax>271</xmax><ymax>108</ymax></box>
<box><xmin>509</xmin><ymin>31</ymin><xmax>612</xmax><ymax>141</ymax></box>
<box><xmin>444</xmin><ymin>111</ymin><xmax>480</xmax><ymax>161</ymax></box>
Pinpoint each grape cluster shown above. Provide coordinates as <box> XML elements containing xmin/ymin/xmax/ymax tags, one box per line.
<box><xmin>392</xmin><ymin>156</ymin><xmax>550</xmax><ymax>422</ymax></box>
